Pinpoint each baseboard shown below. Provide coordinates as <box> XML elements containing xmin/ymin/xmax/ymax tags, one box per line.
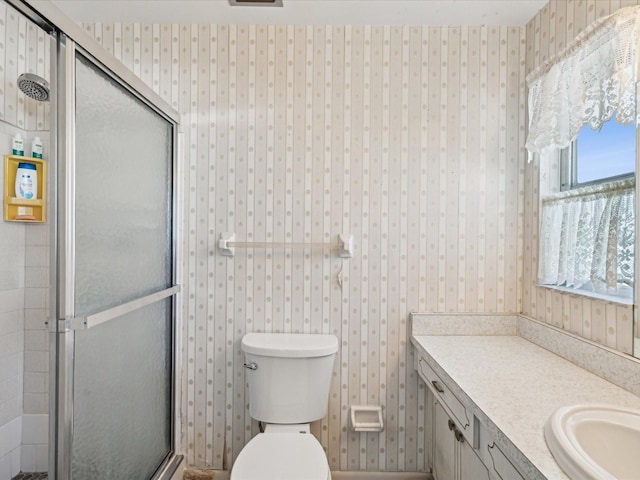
<box><xmin>182</xmin><ymin>469</ymin><xmax>431</xmax><ymax>480</ymax></box>
<box><xmin>332</xmin><ymin>473</ymin><xmax>431</xmax><ymax>479</ymax></box>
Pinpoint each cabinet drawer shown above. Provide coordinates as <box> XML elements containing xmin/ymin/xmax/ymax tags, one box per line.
<box><xmin>487</xmin><ymin>442</ymin><xmax>525</xmax><ymax>480</ymax></box>
<box><xmin>416</xmin><ymin>355</ymin><xmax>473</xmax><ymax>440</ymax></box>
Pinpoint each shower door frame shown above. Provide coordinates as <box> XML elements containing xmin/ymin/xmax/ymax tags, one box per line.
<box><xmin>5</xmin><ymin>2</ymin><xmax>184</xmax><ymax>479</ymax></box>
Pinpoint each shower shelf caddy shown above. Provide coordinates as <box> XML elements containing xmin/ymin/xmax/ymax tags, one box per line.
<box><xmin>4</xmin><ymin>154</ymin><xmax>47</xmax><ymax>223</ymax></box>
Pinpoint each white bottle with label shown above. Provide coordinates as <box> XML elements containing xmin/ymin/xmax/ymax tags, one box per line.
<box><xmin>31</xmin><ymin>137</ymin><xmax>43</xmax><ymax>159</ymax></box>
<box><xmin>12</xmin><ymin>134</ymin><xmax>24</xmax><ymax>156</ymax></box>
<box><xmin>15</xmin><ymin>162</ymin><xmax>37</xmax><ymax>199</ymax></box>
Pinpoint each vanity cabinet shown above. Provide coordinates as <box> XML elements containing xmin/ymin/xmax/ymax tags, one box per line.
<box><xmin>416</xmin><ymin>352</ymin><xmax>527</xmax><ymax>480</ymax></box>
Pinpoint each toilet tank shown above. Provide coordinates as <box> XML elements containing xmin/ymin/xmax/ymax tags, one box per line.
<box><xmin>241</xmin><ymin>333</ymin><xmax>338</xmax><ymax>424</ymax></box>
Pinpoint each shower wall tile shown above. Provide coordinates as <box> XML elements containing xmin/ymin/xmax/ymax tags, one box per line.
<box><xmin>21</xmin><ymin>413</ymin><xmax>47</xmax><ymax>472</ymax></box>
<box><xmin>0</xmin><ymin>2</ymin><xmax>50</xmax><ymax>132</ymax></box>
<box><xmin>522</xmin><ymin>0</ymin><xmax>639</xmax><ymax>355</ymax></box>
<box><xmin>1</xmin><ymin>2</ymin><xmax>52</xmax><ymax>436</ymax></box>
<box><xmin>0</xmin><ymin>123</ymin><xmax>25</xmax><ymax>480</ymax></box>
<box><xmin>25</xmin><ymin>246</ymin><xmax>47</xmax><ymax>268</ymax></box>
<box><xmin>0</xmin><ymin>417</ymin><xmax>22</xmax><ymax>479</ymax></box>
<box><xmin>22</xmin><ymin>133</ymin><xmax>50</xmax><ymax>420</ymax></box>
<box><xmin>84</xmin><ymin>22</ymin><xmax>526</xmax><ymax>472</ymax></box>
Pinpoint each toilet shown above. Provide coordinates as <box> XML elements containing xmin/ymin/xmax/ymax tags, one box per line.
<box><xmin>231</xmin><ymin>332</ymin><xmax>338</xmax><ymax>480</ymax></box>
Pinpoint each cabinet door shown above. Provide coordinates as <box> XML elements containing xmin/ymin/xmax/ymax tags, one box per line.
<box><xmin>433</xmin><ymin>401</ymin><xmax>456</xmax><ymax>480</ymax></box>
<box><xmin>460</xmin><ymin>437</ymin><xmax>490</xmax><ymax>480</ymax></box>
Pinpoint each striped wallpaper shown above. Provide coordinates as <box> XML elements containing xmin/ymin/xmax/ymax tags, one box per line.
<box><xmin>2</xmin><ymin>0</ymin><xmax>638</xmax><ymax>475</ymax></box>
<box><xmin>82</xmin><ymin>22</ymin><xmax>526</xmax><ymax>472</ymax></box>
<box><xmin>522</xmin><ymin>0</ymin><xmax>639</xmax><ymax>356</ymax></box>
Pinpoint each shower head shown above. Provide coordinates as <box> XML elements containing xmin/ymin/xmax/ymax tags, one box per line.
<box><xmin>17</xmin><ymin>73</ymin><xmax>50</xmax><ymax>102</ymax></box>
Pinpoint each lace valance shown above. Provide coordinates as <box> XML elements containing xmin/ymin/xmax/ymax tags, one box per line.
<box><xmin>526</xmin><ymin>6</ymin><xmax>640</xmax><ymax>157</ymax></box>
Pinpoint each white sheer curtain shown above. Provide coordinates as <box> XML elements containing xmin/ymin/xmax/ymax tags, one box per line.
<box><xmin>526</xmin><ymin>6</ymin><xmax>640</xmax><ymax>157</ymax></box>
<box><xmin>538</xmin><ymin>179</ymin><xmax>635</xmax><ymax>294</ymax></box>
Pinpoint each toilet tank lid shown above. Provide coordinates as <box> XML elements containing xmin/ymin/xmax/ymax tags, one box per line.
<box><xmin>242</xmin><ymin>333</ymin><xmax>338</xmax><ymax>358</ymax></box>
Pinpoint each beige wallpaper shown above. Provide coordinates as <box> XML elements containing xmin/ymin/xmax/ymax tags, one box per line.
<box><xmin>522</xmin><ymin>0</ymin><xmax>638</xmax><ymax>356</ymax></box>
<box><xmin>83</xmin><ymin>22</ymin><xmax>525</xmax><ymax>472</ymax></box>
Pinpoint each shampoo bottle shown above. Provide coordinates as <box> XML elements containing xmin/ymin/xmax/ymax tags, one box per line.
<box><xmin>12</xmin><ymin>134</ymin><xmax>24</xmax><ymax>156</ymax></box>
<box><xmin>31</xmin><ymin>137</ymin><xmax>43</xmax><ymax>158</ymax></box>
<box><xmin>15</xmin><ymin>162</ymin><xmax>37</xmax><ymax>199</ymax></box>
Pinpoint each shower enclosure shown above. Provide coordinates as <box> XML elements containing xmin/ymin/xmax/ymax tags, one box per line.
<box><xmin>7</xmin><ymin>1</ymin><xmax>182</xmax><ymax>479</ymax></box>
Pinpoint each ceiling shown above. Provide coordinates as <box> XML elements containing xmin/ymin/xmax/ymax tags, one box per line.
<box><xmin>49</xmin><ymin>0</ymin><xmax>547</xmax><ymax>26</ymax></box>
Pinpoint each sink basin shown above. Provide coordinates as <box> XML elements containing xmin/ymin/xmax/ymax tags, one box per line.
<box><xmin>544</xmin><ymin>404</ymin><xmax>640</xmax><ymax>479</ymax></box>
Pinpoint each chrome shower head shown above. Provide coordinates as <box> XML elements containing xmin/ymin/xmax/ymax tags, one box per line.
<box><xmin>17</xmin><ymin>73</ymin><xmax>50</xmax><ymax>102</ymax></box>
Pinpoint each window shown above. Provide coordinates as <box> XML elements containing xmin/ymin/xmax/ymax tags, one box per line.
<box><xmin>561</xmin><ymin>114</ymin><xmax>636</xmax><ymax>190</ymax></box>
<box><xmin>538</xmin><ymin>117</ymin><xmax>636</xmax><ymax>301</ymax></box>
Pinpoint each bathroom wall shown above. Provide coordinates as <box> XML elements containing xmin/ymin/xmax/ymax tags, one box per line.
<box><xmin>522</xmin><ymin>0</ymin><xmax>639</xmax><ymax>355</ymax></box>
<box><xmin>0</xmin><ymin>2</ymin><xmax>51</xmax><ymax>477</ymax></box>
<box><xmin>17</xmin><ymin>1</ymin><xmax>638</xmax><ymax>475</ymax></box>
<box><xmin>0</xmin><ymin>123</ymin><xmax>26</xmax><ymax>479</ymax></box>
<box><xmin>21</xmin><ymin>204</ymin><xmax>49</xmax><ymax>474</ymax></box>
<box><xmin>83</xmin><ymin>22</ymin><xmax>526</xmax><ymax>472</ymax></box>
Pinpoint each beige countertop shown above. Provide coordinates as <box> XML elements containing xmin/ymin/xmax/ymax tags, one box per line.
<box><xmin>411</xmin><ymin>334</ymin><xmax>640</xmax><ymax>480</ymax></box>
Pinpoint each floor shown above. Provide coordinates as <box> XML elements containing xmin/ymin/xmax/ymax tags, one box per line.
<box><xmin>11</xmin><ymin>473</ymin><xmax>48</xmax><ymax>480</ymax></box>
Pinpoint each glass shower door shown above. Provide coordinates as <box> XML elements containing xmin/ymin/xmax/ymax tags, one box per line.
<box><xmin>55</xmin><ymin>38</ymin><xmax>179</xmax><ymax>480</ymax></box>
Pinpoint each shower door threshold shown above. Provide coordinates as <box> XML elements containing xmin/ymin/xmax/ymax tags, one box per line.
<box><xmin>153</xmin><ymin>454</ymin><xmax>184</xmax><ymax>480</ymax></box>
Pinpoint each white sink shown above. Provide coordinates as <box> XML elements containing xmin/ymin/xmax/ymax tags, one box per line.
<box><xmin>544</xmin><ymin>404</ymin><xmax>640</xmax><ymax>480</ymax></box>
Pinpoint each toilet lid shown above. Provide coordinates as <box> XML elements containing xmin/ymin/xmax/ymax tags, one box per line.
<box><xmin>231</xmin><ymin>433</ymin><xmax>329</xmax><ymax>480</ymax></box>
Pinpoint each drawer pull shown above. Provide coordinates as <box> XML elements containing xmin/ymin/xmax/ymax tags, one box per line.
<box><xmin>432</xmin><ymin>380</ymin><xmax>445</xmax><ymax>393</ymax></box>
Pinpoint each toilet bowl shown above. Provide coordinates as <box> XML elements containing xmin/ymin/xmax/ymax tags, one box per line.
<box><xmin>231</xmin><ymin>424</ymin><xmax>331</xmax><ymax>480</ymax></box>
<box><xmin>230</xmin><ymin>333</ymin><xmax>338</xmax><ymax>480</ymax></box>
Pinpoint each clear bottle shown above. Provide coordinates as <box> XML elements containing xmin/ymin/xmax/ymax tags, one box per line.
<box><xmin>12</xmin><ymin>134</ymin><xmax>24</xmax><ymax>156</ymax></box>
<box><xmin>31</xmin><ymin>137</ymin><xmax>43</xmax><ymax>159</ymax></box>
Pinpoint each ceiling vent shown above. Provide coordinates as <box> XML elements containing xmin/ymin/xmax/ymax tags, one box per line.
<box><xmin>229</xmin><ymin>0</ymin><xmax>283</xmax><ymax>6</ymax></box>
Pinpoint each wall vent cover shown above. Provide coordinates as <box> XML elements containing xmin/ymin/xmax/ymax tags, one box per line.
<box><xmin>229</xmin><ymin>0</ymin><xmax>283</xmax><ymax>5</ymax></box>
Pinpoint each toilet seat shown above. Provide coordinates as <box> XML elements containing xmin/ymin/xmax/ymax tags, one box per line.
<box><xmin>231</xmin><ymin>432</ymin><xmax>330</xmax><ymax>480</ymax></box>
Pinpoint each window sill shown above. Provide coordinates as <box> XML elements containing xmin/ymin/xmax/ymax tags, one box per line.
<box><xmin>537</xmin><ymin>284</ymin><xmax>633</xmax><ymax>306</ymax></box>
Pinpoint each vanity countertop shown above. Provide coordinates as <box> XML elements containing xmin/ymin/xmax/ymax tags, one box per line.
<box><xmin>411</xmin><ymin>334</ymin><xmax>640</xmax><ymax>480</ymax></box>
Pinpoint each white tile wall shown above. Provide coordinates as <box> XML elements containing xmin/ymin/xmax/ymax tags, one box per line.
<box><xmin>0</xmin><ymin>123</ymin><xmax>27</xmax><ymax>480</ymax></box>
<box><xmin>0</xmin><ymin>417</ymin><xmax>22</xmax><ymax>479</ymax></box>
<box><xmin>0</xmin><ymin>2</ymin><xmax>51</xmax><ymax>132</ymax></box>
<box><xmin>23</xmin><ymin>201</ymin><xmax>50</xmax><ymax>422</ymax></box>
<box><xmin>20</xmin><ymin>156</ymin><xmax>50</xmax><ymax>473</ymax></box>
<box><xmin>21</xmin><ymin>415</ymin><xmax>47</xmax><ymax>473</ymax></box>
<box><xmin>0</xmin><ymin>3</ymin><xmax>51</xmax><ymax>476</ymax></box>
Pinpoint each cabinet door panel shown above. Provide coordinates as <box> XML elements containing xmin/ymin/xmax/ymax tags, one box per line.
<box><xmin>460</xmin><ymin>437</ymin><xmax>490</xmax><ymax>480</ymax></box>
<box><xmin>487</xmin><ymin>443</ymin><xmax>526</xmax><ymax>480</ymax></box>
<box><xmin>434</xmin><ymin>401</ymin><xmax>456</xmax><ymax>480</ymax></box>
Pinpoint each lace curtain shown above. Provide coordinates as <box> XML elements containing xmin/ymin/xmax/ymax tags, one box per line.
<box><xmin>538</xmin><ymin>179</ymin><xmax>635</xmax><ymax>294</ymax></box>
<box><xmin>526</xmin><ymin>6</ymin><xmax>640</xmax><ymax>157</ymax></box>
